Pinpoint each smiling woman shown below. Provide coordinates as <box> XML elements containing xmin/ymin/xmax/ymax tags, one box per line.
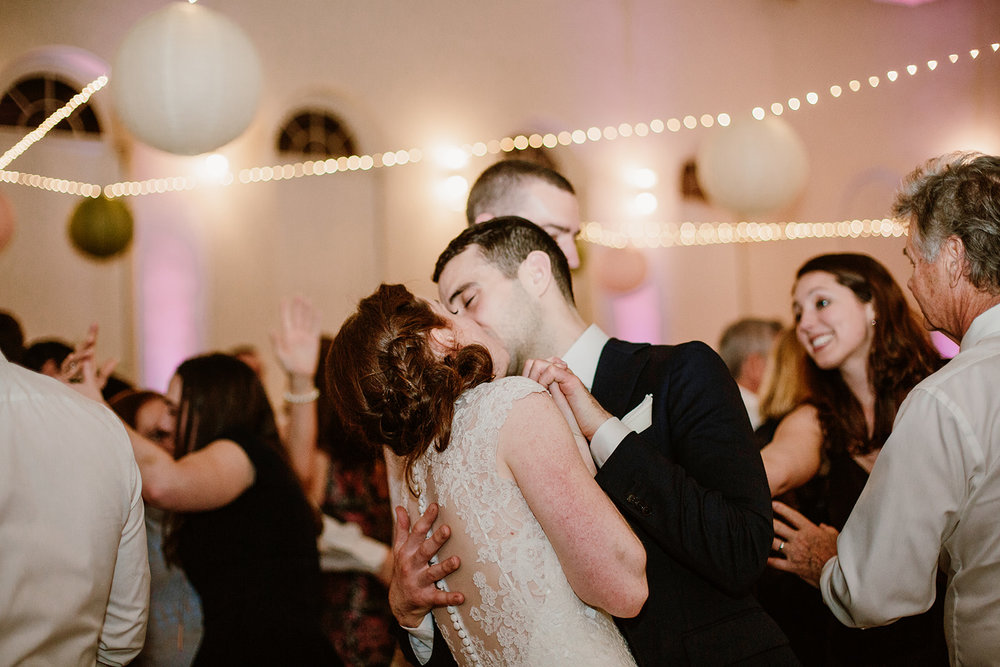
<box><xmin>757</xmin><ymin>252</ymin><xmax>948</xmax><ymax>664</ymax></box>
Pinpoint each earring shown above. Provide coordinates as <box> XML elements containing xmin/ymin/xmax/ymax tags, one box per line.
<box><xmin>871</xmin><ymin>319</ymin><xmax>877</xmax><ymax>326</ymax></box>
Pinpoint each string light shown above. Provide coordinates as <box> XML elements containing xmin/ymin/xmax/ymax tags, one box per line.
<box><xmin>579</xmin><ymin>218</ymin><xmax>908</xmax><ymax>249</ymax></box>
<box><xmin>3</xmin><ymin>40</ymin><xmax>996</xmax><ymax>199</ymax></box>
<box><xmin>0</xmin><ymin>75</ymin><xmax>109</xmax><ymax>171</ymax></box>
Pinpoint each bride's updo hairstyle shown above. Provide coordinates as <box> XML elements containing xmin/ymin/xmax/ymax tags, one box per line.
<box><xmin>327</xmin><ymin>283</ymin><xmax>494</xmax><ymax>490</ymax></box>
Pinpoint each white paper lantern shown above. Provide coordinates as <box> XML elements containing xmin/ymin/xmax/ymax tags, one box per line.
<box><xmin>112</xmin><ymin>2</ymin><xmax>262</xmax><ymax>155</ymax></box>
<box><xmin>696</xmin><ymin>116</ymin><xmax>809</xmax><ymax>217</ymax></box>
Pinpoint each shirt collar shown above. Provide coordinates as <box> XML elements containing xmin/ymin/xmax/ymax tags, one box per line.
<box><xmin>561</xmin><ymin>324</ymin><xmax>610</xmax><ymax>390</ymax></box>
<box><xmin>961</xmin><ymin>302</ymin><xmax>1000</xmax><ymax>349</ymax></box>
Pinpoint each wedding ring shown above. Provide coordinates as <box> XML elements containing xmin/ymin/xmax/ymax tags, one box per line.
<box><xmin>778</xmin><ymin>541</ymin><xmax>785</xmax><ymax>552</ymax></box>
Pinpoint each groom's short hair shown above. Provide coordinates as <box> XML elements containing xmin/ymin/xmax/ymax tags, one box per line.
<box><xmin>433</xmin><ymin>216</ymin><xmax>575</xmax><ymax>305</ymax></box>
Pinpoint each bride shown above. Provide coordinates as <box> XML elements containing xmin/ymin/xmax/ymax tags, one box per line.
<box><xmin>328</xmin><ymin>283</ymin><xmax>647</xmax><ymax>666</ymax></box>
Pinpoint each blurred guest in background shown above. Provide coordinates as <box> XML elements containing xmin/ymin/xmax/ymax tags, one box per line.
<box><xmin>718</xmin><ymin>317</ymin><xmax>783</xmax><ymax>430</ymax></box>
<box><xmin>760</xmin><ymin>252</ymin><xmax>946</xmax><ymax>665</ymax></box>
<box><xmin>111</xmin><ymin>389</ymin><xmax>203</xmax><ymax>667</ymax></box>
<box><xmin>772</xmin><ymin>152</ymin><xmax>1000</xmax><ymax>666</ymax></box>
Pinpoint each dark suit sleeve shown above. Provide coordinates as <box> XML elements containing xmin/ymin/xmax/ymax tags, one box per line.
<box><xmin>595</xmin><ymin>341</ymin><xmax>773</xmax><ymax>597</ymax></box>
<box><xmin>390</xmin><ymin>618</ymin><xmax>458</xmax><ymax>667</ymax></box>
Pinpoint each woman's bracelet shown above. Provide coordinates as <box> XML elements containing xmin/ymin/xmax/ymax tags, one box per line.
<box><xmin>283</xmin><ymin>387</ymin><xmax>320</xmax><ymax>404</ymax></box>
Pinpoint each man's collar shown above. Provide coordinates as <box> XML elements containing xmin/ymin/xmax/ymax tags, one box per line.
<box><xmin>561</xmin><ymin>324</ymin><xmax>609</xmax><ymax>390</ymax></box>
<box><xmin>961</xmin><ymin>301</ymin><xmax>1000</xmax><ymax>349</ymax></box>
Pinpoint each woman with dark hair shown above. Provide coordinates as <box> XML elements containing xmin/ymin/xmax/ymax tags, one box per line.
<box><xmin>328</xmin><ymin>284</ymin><xmax>647</xmax><ymax>667</ymax></box>
<box><xmin>760</xmin><ymin>253</ymin><xmax>947</xmax><ymax>665</ymax></box>
<box><xmin>68</xmin><ymin>338</ymin><xmax>340</xmax><ymax>667</ymax></box>
<box><xmin>109</xmin><ymin>389</ymin><xmax>203</xmax><ymax>666</ymax></box>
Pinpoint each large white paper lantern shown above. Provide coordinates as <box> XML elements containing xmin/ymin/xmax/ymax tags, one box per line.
<box><xmin>112</xmin><ymin>2</ymin><xmax>262</xmax><ymax>155</ymax></box>
<box><xmin>696</xmin><ymin>116</ymin><xmax>809</xmax><ymax>217</ymax></box>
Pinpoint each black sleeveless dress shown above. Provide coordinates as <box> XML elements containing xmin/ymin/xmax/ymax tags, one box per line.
<box><xmin>177</xmin><ymin>433</ymin><xmax>342</xmax><ymax>666</ymax></box>
<box><xmin>755</xmin><ymin>419</ymin><xmax>948</xmax><ymax>666</ymax></box>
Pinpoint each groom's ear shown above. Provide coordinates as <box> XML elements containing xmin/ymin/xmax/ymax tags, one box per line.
<box><xmin>518</xmin><ymin>250</ymin><xmax>554</xmax><ymax>298</ymax></box>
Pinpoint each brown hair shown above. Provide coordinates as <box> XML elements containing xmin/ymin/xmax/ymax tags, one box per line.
<box><xmin>326</xmin><ymin>284</ymin><xmax>494</xmax><ymax>491</ymax></box>
<box><xmin>794</xmin><ymin>253</ymin><xmax>940</xmax><ymax>455</ymax></box>
<box><xmin>466</xmin><ymin>159</ymin><xmax>575</xmax><ymax>226</ymax></box>
<box><xmin>433</xmin><ymin>216</ymin><xmax>575</xmax><ymax>304</ymax></box>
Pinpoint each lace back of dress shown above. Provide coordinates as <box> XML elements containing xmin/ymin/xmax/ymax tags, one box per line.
<box><xmin>407</xmin><ymin>376</ymin><xmax>636</xmax><ymax>667</ymax></box>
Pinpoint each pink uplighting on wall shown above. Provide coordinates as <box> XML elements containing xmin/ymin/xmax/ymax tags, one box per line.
<box><xmin>141</xmin><ymin>230</ymin><xmax>201</xmax><ymax>392</ymax></box>
<box><xmin>610</xmin><ymin>283</ymin><xmax>662</xmax><ymax>345</ymax></box>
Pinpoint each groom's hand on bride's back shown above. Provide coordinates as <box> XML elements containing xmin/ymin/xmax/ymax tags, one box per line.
<box><xmin>389</xmin><ymin>503</ymin><xmax>465</xmax><ymax>628</ymax></box>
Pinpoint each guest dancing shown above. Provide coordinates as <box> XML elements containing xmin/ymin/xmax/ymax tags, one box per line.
<box><xmin>328</xmin><ymin>283</ymin><xmax>647</xmax><ymax>666</ymax></box>
<box><xmin>759</xmin><ymin>253</ymin><xmax>947</xmax><ymax>664</ymax></box>
<box><xmin>68</xmin><ymin>334</ymin><xmax>340</xmax><ymax>667</ymax></box>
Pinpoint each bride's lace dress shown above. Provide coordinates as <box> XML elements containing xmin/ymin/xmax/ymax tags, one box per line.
<box><xmin>395</xmin><ymin>376</ymin><xmax>637</xmax><ymax>667</ymax></box>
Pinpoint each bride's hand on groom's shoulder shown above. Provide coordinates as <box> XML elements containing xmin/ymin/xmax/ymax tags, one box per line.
<box><xmin>523</xmin><ymin>358</ymin><xmax>612</xmax><ymax>440</ymax></box>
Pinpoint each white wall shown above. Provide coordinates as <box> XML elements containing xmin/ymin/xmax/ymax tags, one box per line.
<box><xmin>1</xmin><ymin>0</ymin><xmax>998</xmax><ymax>393</ymax></box>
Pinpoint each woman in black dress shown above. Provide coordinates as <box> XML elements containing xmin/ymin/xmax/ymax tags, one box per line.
<box><xmin>759</xmin><ymin>253</ymin><xmax>947</xmax><ymax>665</ymax></box>
<box><xmin>69</xmin><ymin>343</ymin><xmax>341</xmax><ymax>666</ymax></box>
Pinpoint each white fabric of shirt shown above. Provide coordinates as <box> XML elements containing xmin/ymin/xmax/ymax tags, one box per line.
<box><xmin>738</xmin><ymin>384</ymin><xmax>762</xmax><ymax>430</ymax></box>
<box><xmin>820</xmin><ymin>303</ymin><xmax>1000</xmax><ymax>666</ymax></box>
<box><xmin>407</xmin><ymin>324</ymin><xmax>631</xmax><ymax>661</ymax></box>
<box><xmin>0</xmin><ymin>353</ymin><xmax>149</xmax><ymax>666</ymax></box>
<box><xmin>318</xmin><ymin>514</ymin><xmax>390</xmax><ymax>574</ymax></box>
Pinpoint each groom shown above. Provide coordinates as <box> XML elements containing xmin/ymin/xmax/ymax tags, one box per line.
<box><xmin>391</xmin><ymin>217</ymin><xmax>795</xmax><ymax>665</ymax></box>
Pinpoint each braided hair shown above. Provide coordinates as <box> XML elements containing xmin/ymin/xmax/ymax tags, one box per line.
<box><xmin>326</xmin><ymin>284</ymin><xmax>495</xmax><ymax>492</ymax></box>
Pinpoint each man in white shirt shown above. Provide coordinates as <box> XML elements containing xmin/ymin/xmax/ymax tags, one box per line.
<box><xmin>0</xmin><ymin>352</ymin><xmax>149</xmax><ymax>666</ymax></box>
<box><xmin>770</xmin><ymin>152</ymin><xmax>1000</xmax><ymax>665</ymax></box>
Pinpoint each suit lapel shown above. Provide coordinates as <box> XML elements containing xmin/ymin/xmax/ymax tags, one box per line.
<box><xmin>592</xmin><ymin>338</ymin><xmax>648</xmax><ymax>418</ymax></box>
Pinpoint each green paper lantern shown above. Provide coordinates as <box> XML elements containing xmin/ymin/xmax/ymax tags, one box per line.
<box><xmin>68</xmin><ymin>195</ymin><xmax>134</xmax><ymax>259</ymax></box>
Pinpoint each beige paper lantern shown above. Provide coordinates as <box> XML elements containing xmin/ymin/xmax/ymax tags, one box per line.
<box><xmin>595</xmin><ymin>246</ymin><xmax>648</xmax><ymax>293</ymax></box>
<box><xmin>112</xmin><ymin>2</ymin><xmax>262</xmax><ymax>155</ymax></box>
<box><xmin>696</xmin><ymin>116</ymin><xmax>809</xmax><ymax>217</ymax></box>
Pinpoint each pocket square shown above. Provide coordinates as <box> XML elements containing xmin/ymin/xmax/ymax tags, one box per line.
<box><xmin>621</xmin><ymin>394</ymin><xmax>653</xmax><ymax>432</ymax></box>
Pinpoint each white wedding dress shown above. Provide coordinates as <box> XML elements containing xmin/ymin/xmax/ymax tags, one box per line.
<box><xmin>390</xmin><ymin>376</ymin><xmax>637</xmax><ymax>667</ymax></box>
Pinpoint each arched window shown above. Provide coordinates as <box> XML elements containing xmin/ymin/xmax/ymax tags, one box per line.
<box><xmin>0</xmin><ymin>74</ymin><xmax>102</xmax><ymax>136</ymax></box>
<box><xmin>277</xmin><ymin>109</ymin><xmax>358</xmax><ymax>158</ymax></box>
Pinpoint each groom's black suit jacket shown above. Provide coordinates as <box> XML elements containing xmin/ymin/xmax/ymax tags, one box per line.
<box><xmin>399</xmin><ymin>338</ymin><xmax>797</xmax><ymax>666</ymax></box>
<box><xmin>590</xmin><ymin>338</ymin><xmax>794</xmax><ymax>665</ymax></box>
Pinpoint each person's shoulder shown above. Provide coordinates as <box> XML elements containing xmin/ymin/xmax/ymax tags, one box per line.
<box><xmin>610</xmin><ymin>337</ymin><xmax>724</xmax><ymax>370</ymax></box>
<box><xmin>468</xmin><ymin>375</ymin><xmax>545</xmax><ymax>400</ymax></box>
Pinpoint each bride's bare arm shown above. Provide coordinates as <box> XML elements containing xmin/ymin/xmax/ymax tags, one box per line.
<box><xmin>499</xmin><ymin>391</ymin><xmax>647</xmax><ymax>618</ymax></box>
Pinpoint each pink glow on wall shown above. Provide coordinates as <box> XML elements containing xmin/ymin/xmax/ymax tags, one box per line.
<box><xmin>141</xmin><ymin>230</ymin><xmax>201</xmax><ymax>393</ymax></box>
<box><xmin>610</xmin><ymin>282</ymin><xmax>661</xmax><ymax>345</ymax></box>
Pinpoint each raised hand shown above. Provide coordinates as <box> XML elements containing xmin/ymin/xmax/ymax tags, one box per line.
<box><xmin>59</xmin><ymin>323</ymin><xmax>117</xmax><ymax>403</ymax></box>
<box><xmin>271</xmin><ymin>296</ymin><xmax>321</xmax><ymax>380</ymax></box>
<box><xmin>388</xmin><ymin>503</ymin><xmax>464</xmax><ymax>628</ymax></box>
<box><xmin>767</xmin><ymin>500</ymin><xmax>839</xmax><ymax>588</ymax></box>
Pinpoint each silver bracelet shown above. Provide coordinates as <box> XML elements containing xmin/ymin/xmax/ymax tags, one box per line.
<box><xmin>283</xmin><ymin>387</ymin><xmax>320</xmax><ymax>404</ymax></box>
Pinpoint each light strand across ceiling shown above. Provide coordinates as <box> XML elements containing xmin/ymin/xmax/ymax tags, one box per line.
<box><xmin>0</xmin><ymin>75</ymin><xmax>108</xmax><ymax>171</ymax></box>
<box><xmin>580</xmin><ymin>218</ymin><xmax>908</xmax><ymax>249</ymax></box>
<box><xmin>0</xmin><ymin>42</ymin><xmax>991</xmax><ymax>247</ymax></box>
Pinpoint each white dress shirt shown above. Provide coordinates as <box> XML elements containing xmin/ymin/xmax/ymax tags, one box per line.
<box><xmin>0</xmin><ymin>353</ymin><xmax>149</xmax><ymax>666</ymax></box>
<box><xmin>820</xmin><ymin>303</ymin><xmax>1000</xmax><ymax>666</ymax></box>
